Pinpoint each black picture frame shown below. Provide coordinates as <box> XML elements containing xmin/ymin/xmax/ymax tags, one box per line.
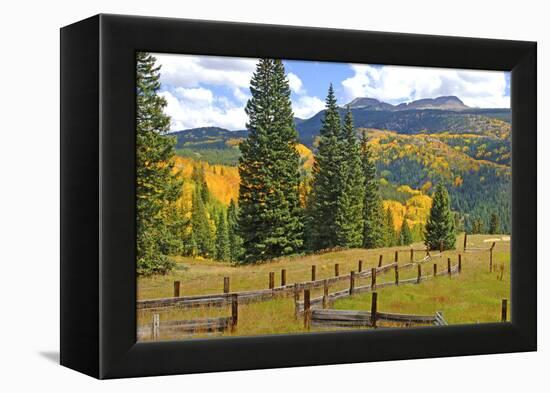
<box><xmin>60</xmin><ymin>14</ymin><xmax>536</xmax><ymax>379</ymax></box>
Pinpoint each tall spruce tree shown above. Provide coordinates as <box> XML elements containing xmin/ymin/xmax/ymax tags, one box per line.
<box><xmin>335</xmin><ymin>108</ymin><xmax>365</xmax><ymax>247</ymax></box>
<box><xmin>192</xmin><ymin>165</ymin><xmax>209</xmax><ymax>203</ymax></box>
<box><xmin>190</xmin><ymin>186</ymin><xmax>214</xmax><ymax>257</ymax></box>
<box><xmin>399</xmin><ymin>219</ymin><xmax>413</xmax><ymax>246</ymax></box>
<box><xmin>227</xmin><ymin>199</ymin><xmax>243</xmax><ymax>262</ymax></box>
<box><xmin>136</xmin><ymin>52</ymin><xmax>182</xmax><ymax>275</ymax></box>
<box><xmin>215</xmin><ymin>210</ymin><xmax>230</xmax><ymax>261</ymax></box>
<box><xmin>360</xmin><ymin>130</ymin><xmax>385</xmax><ymax>248</ymax></box>
<box><xmin>308</xmin><ymin>84</ymin><xmax>345</xmax><ymax>250</ymax></box>
<box><xmin>238</xmin><ymin>59</ymin><xmax>303</xmax><ymax>263</ymax></box>
<box><xmin>383</xmin><ymin>207</ymin><xmax>398</xmax><ymax>247</ymax></box>
<box><xmin>425</xmin><ymin>183</ymin><xmax>456</xmax><ymax>250</ymax></box>
<box><xmin>489</xmin><ymin>212</ymin><xmax>500</xmax><ymax>234</ymax></box>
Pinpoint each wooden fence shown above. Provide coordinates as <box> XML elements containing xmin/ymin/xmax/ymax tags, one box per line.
<box><xmin>305</xmin><ymin>291</ymin><xmax>448</xmax><ymax>330</ymax></box>
<box><xmin>136</xmin><ymin>252</ymin><xmax>444</xmax><ymax>311</ymax></box>
<box><xmin>137</xmin><ymin>294</ymin><xmax>239</xmax><ymax>340</ymax></box>
<box><xmin>295</xmin><ymin>257</ymin><xmax>461</xmax><ymax>315</ymax></box>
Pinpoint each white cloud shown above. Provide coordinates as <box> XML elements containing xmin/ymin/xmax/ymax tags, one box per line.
<box><xmin>160</xmin><ymin>90</ymin><xmax>247</xmax><ymax>131</ymax></box>
<box><xmin>292</xmin><ymin>95</ymin><xmax>325</xmax><ymax>119</ymax></box>
<box><xmin>153</xmin><ymin>53</ymin><xmax>257</xmax><ymax>90</ymax></box>
<box><xmin>232</xmin><ymin>87</ymin><xmax>250</xmax><ymax>104</ymax></box>
<box><xmin>173</xmin><ymin>87</ymin><xmax>213</xmax><ymax>104</ymax></box>
<box><xmin>341</xmin><ymin>64</ymin><xmax>509</xmax><ymax>108</ymax></box>
<box><xmin>287</xmin><ymin>72</ymin><xmax>304</xmax><ymax>94</ymax></box>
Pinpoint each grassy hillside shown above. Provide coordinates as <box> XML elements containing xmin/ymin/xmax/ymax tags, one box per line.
<box><xmin>137</xmin><ymin>234</ymin><xmax>510</xmax><ymax>339</ymax></box>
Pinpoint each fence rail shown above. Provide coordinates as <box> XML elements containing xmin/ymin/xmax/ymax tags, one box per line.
<box><xmin>138</xmin><ymin>294</ymin><xmax>239</xmax><ymax>340</ymax></box>
<box><xmin>137</xmin><ymin>253</ymin><xmax>445</xmax><ymax>311</ymax></box>
<box><xmin>295</xmin><ymin>261</ymin><xmax>460</xmax><ymax>314</ymax></box>
<box><xmin>308</xmin><ymin>293</ymin><xmax>448</xmax><ymax>329</ymax></box>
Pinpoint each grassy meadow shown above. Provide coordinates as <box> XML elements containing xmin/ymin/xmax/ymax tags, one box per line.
<box><xmin>137</xmin><ymin>234</ymin><xmax>510</xmax><ymax>340</ymax></box>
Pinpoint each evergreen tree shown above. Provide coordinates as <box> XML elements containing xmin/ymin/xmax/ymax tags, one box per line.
<box><xmin>334</xmin><ymin>108</ymin><xmax>365</xmax><ymax>247</ymax></box>
<box><xmin>238</xmin><ymin>59</ymin><xmax>303</xmax><ymax>262</ymax></box>
<box><xmin>383</xmin><ymin>207</ymin><xmax>398</xmax><ymax>247</ymax></box>
<box><xmin>308</xmin><ymin>84</ymin><xmax>345</xmax><ymax>250</ymax></box>
<box><xmin>360</xmin><ymin>130</ymin><xmax>385</xmax><ymax>248</ymax></box>
<box><xmin>471</xmin><ymin>217</ymin><xmax>484</xmax><ymax>234</ymax></box>
<box><xmin>489</xmin><ymin>212</ymin><xmax>500</xmax><ymax>234</ymax></box>
<box><xmin>190</xmin><ymin>186</ymin><xmax>214</xmax><ymax>257</ymax></box>
<box><xmin>192</xmin><ymin>165</ymin><xmax>209</xmax><ymax>203</ymax></box>
<box><xmin>227</xmin><ymin>199</ymin><xmax>243</xmax><ymax>262</ymax></box>
<box><xmin>136</xmin><ymin>52</ymin><xmax>182</xmax><ymax>275</ymax></box>
<box><xmin>399</xmin><ymin>219</ymin><xmax>413</xmax><ymax>246</ymax></box>
<box><xmin>424</xmin><ymin>183</ymin><xmax>456</xmax><ymax>250</ymax></box>
<box><xmin>215</xmin><ymin>210</ymin><xmax>230</xmax><ymax>261</ymax></box>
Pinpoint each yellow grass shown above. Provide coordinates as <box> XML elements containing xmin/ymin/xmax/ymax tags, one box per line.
<box><xmin>137</xmin><ymin>234</ymin><xmax>510</xmax><ymax>341</ymax></box>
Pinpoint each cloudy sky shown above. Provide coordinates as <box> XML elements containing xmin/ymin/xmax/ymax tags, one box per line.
<box><xmin>152</xmin><ymin>53</ymin><xmax>510</xmax><ymax>132</ymax></box>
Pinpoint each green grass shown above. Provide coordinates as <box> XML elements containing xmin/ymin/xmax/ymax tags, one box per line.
<box><xmin>137</xmin><ymin>234</ymin><xmax>510</xmax><ymax>340</ymax></box>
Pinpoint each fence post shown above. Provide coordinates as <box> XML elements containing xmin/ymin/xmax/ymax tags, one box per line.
<box><xmin>335</xmin><ymin>263</ymin><xmax>340</xmax><ymax>277</ymax></box>
<box><xmin>458</xmin><ymin>254</ymin><xmax>462</xmax><ymax>274</ymax></box>
<box><xmin>410</xmin><ymin>248</ymin><xmax>414</xmax><ymax>262</ymax></box>
<box><xmin>173</xmin><ymin>281</ymin><xmax>181</xmax><ymax>298</ymax></box>
<box><xmin>394</xmin><ymin>264</ymin><xmax>399</xmax><ymax>286</ymax></box>
<box><xmin>349</xmin><ymin>271</ymin><xmax>356</xmax><ymax>295</ymax></box>
<box><xmin>501</xmin><ymin>298</ymin><xmax>508</xmax><ymax>322</ymax></box>
<box><xmin>311</xmin><ymin>265</ymin><xmax>316</xmax><ymax>282</ymax></box>
<box><xmin>281</xmin><ymin>269</ymin><xmax>287</xmax><ymax>287</ymax></box>
<box><xmin>304</xmin><ymin>289</ymin><xmax>311</xmax><ymax>330</ymax></box>
<box><xmin>417</xmin><ymin>264</ymin><xmax>422</xmax><ymax>283</ymax></box>
<box><xmin>463</xmin><ymin>232</ymin><xmax>468</xmax><ymax>251</ymax></box>
<box><xmin>371</xmin><ymin>292</ymin><xmax>378</xmax><ymax>328</ymax></box>
<box><xmin>447</xmin><ymin>258</ymin><xmax>452</xmax><ymax>276</ymax></box>
<box><xmin>394</xmin><ymin>251</ymin><xmax>398</xmax><ymax>263</ymax></box>
<box><xmin>358</xmin><ymin>260</ymin><xmax>363</xmax><ymax>273</ymax></box>
<box><xmin>490</xmin><ymin>242</ymin><xmax>495</xmax><ymax>273</ymax></box>
<box><xmin>433</xmin><ymin>263</ymin><xmax>437</xmax><ymax>277</ymax></box>
<box><xmin>439</xmin><ymin>241</ymin><xmax>443</xmax><ymax>254</ymax></box>
<box><xmin>323</xmin><ymin>279</ymin><xmax>329</xmax><ymax>309</ymax></box>
<box><xmin>293</xmin><ymin>284</ymin><xmax>300</xmax><ymax>319</ymax></box>
<box><xmin>231</xmin><ymin>294</ymin><xmax>238</xmax><ymax>331</ymax></box>
<box><xmin>223</xmin><ymin>277</ymin><xmax>230</xmax><ymax>294</ymax></box>
<box><xmin>152</xmin><ymin>313</ymin><xmax>160</xmax><ymax>340</ymax></box>
<box><xmin>378</xmin><ymin>255</ymin><xmax>383</xmax><ymax>267</ymax></box>
<box><xmin>371</xmin><ymin>267</ymin><xmax>377</xmax><ymax>290</ymax></box>
<box><xmin>426</xmin><ymin>245</ymin><xmax>429</xmax><ymax>256</ymax></box>
<box><xmin>269</xmin><ymin>272</ymin><xmax>275</xmax><ymax>289</ymax></box>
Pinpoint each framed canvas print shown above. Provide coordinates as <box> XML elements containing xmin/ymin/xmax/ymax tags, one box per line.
<box><xmin>60</xmin><ymin>14</ymin><xmax>536</xmax><ymax>379</ymax></box>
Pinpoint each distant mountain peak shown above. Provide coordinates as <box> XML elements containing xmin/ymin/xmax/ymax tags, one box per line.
<box><xmin>397</xmin><ymin>95</ymin><xmax>468</xmax><ymax>111</ymax></box>
<box><xmin>346</xmin><ymin>97</ymin><xmax>394</xmax><ymax>111</ymax></box>
<box><xmin>346</xmin><ymin>95</ymin><xmax>469</xmax><ymax>111</ymax></box>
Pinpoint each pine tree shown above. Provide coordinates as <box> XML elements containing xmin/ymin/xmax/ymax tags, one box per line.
<box><xmin>489</xmin><ymin>212</ymin><xmax>500</xmax><ymax>234</ymax></box>
<box><xmin>136</xmin><ymin>52</ymin><xmax>183</xmax><ymax>275</ymax></box>
<box><xmin>399</xmin><ymin>219</ymin><xmax>413</xmax><ymax>246</ymax></box>
<box><xmin>360</xmin><ymin>130</ymin><xmax>385</xmax><ymax>248</ymax></box>
<box><xmin>190</xmin><ymin>186</ymin><xmax>214</xmax><ymax>258</ymax></box>
<box><xmin>192</xmin><ymin>165</ymin><xmax>209</xmax><ymax>203</ymax></box>
<box><xmin>215</xmin><ymin>210</ymin><xmax>230</xmax><ymax>261</ymax></box>
<box><xmin>308</xmin><ymin>84</ymin><xmax>345</xmax><ymax>250</ymax></box>
<box><xmin>424</xmin><ymin>183</ymin><xmax>456</xmax><ymax>250</ymax></box>
<box><xmin>335</xmin><ymin>108</ymin><xmax>365</xmax><ymax>247</ymax></box>
<box><xmin>227</xmin><ymin>199</ymin><xmax>243</xmax><ymax>262</ymax></box>
<box><xmin>238</xmin><ymin>59</ymin><xmax>303</xmax><ymax>263</ymax></box>
<box><xmin>383</xmin><ymin>207</ymin><xmax>398</xmax><ymax>247</ymax></box>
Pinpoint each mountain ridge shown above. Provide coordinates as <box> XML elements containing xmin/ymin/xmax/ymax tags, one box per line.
<box><xmin>346</xmin><ymin>95</ymin><xmax>470</xmax><ymax>111</ymax></box>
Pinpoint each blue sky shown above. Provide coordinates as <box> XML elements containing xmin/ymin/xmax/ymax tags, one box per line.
<box><xmin>152</xmin><ymin>53</ymin><xmax>510</xmax><ymax>131</ymax></box>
